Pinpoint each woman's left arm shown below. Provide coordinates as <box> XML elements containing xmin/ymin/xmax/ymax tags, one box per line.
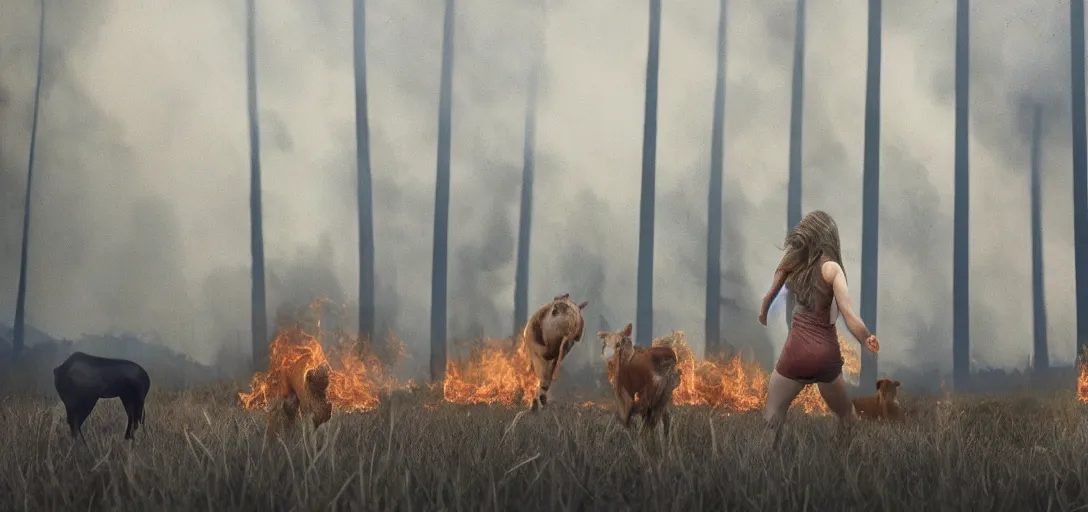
<box><xmin>760</xmin><ymin>269</ymin><xmax>788</xmax><ymax>315</ymax></box>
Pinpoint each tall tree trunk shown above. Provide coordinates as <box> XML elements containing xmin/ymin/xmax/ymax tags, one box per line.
<box><xmin>859</xmin><ymin>0</ymin><xmax>882</xmax><ymax>391</ymax></box>
<box><xmin>784</xmin><ymin>0</ymin><xmax>806</xmax><ymax>331</ymax></box>
<box><xmin>430</xmin><ymin>0</ymin><xmax>455</xmax><ymax>383</ymax></box>
<box><xmin>952</xmin><ymin>0</ymin><xmax>970</xmax><ymax>390</ymax></box>
<box><xmin>635</xmin><ymin>0</ymin><xmax>662</xmax><ymax>347</ymax></box>
<box><xmin>1031</xmin><ymin>104</ymin><xmax>1049</xmax><ymax>376</ymax></box>
<box><xmin>704</xmin><ymin>0</ymin><xmax>727</xmax><ymax>358</ymax></box>
<box><xmin>1071</xmin><ymin>0</ymin><xmax>1088</xmax><ymax>363</ymax></box>
<box><xmin>246</xmin><ymin>0</ymin><xmax>269</xmax><ymax>372</ymax></box>
<box><xmin>13</xmin><ymin>0</ymin><xmax>46</xmax><ymax>358</ymax></box>
<box><xmin>353</xmin><ymin>0</ymin><xmax>375</xmax><ymax>342</ymax></box>
<box><xmin>514</xmin><ymin>2</ymin><xmax>545</xmax><ymax>339</ymax></box>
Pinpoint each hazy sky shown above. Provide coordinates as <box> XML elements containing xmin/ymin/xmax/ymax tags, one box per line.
<box><xmin>0</xmin><ymin>0</ymin><xmax>1080</xmax><ymax>376</ymax></box>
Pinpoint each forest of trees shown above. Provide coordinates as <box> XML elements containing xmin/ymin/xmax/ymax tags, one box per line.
<box><xmin>9</xmin><ymin>0</ymin><xmax>1088</xmax><ymax>391</ymax></box>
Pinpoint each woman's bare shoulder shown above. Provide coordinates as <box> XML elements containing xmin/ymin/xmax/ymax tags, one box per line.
<box><xmin>820</xmin><ymin>259</ymin><xmax>843</xmax><ymax>283</ymax></box>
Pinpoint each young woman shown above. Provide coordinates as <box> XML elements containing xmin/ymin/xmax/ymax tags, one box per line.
<box><xmin>757</xmin><ymin>210</ymin><xmax>880</xmax><ymax>448</ymax></box>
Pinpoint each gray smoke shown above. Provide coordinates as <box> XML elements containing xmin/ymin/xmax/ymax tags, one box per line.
<box><xmin>0</xmin><ymin>0</ymin><xmax>1080</xmax><ymax>380</ymax></box>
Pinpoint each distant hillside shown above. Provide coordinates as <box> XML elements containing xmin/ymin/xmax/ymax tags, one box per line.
<box><xmin>0</xmin><ymin>324</ymin><xmax>219</xmax><ymax>395</ymax></box>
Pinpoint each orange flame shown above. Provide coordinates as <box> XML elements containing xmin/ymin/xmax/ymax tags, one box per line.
<box><xmin>239</xmin><ymin>298</ymin><xmax>409</xmax><ymax>413</ymax></box>
<box><xmin>649</xmin><ymin>330</ymin><xmax>862</xmax><ymax>414</ymax></box>
<box><xmin>937</xmin><ymin>379</ymin><xmax>952</xmax><ymax>405</ymax></box>
<box><xmin>239</xmin><ymin>298</ymin><xmax>871</xmax><ymax>415</ymax></box>
<box><xmin>1078</xmin><ymin>355</ymin><xmax>1088</xmax><ymax>403</ymax></box>
<box><xmin>443</xmin><ymin>338</ymin><xmax>537</xmax><ymax>406</ymax></box>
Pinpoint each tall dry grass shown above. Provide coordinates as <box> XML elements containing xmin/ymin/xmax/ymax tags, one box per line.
<box><xmin>1</xmin><ymin>385</ymin><xmax>1087</xmax><ymax>510</ymax></box>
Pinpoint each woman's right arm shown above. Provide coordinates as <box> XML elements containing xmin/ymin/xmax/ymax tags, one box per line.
<box><xmin>822</xmin><ymin>261</ymin><xmax>873</xmax><ymax>344</ymax></box>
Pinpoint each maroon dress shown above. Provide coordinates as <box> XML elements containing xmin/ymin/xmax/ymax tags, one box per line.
<box><xmin>774</xmin><ymin>292</ymin><xmax>843</xmax><ymax>384</ymax></box>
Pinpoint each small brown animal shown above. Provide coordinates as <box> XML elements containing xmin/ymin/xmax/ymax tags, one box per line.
<box><xmin>852</xmin><ymin>378</ymin><xmax>903</xmax><ymax>421</ymax></box>
<box><xmin>599</xmin><ymin>323</ymin><xmax>680</xmax><ymax>437</ymax></box>
<box><xmin>265</xmin><ymin>362</ymin><xmax>333</xmax><ymax>440</ymax></box>
<box><xmin>604</xmin><ymin>329</ymin><xmax>685</xmax><ymax>384</ymax></box>
<box><xmin>522</xmin><ymin>293</ymin><xmax>589</xmax><ymax>410</ymax></box>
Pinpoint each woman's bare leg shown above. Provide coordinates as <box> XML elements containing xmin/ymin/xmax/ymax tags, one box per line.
<box><xmin>816</xmin><ymin>374</ymin><xmax>857</xmax><ymax>440</ymax></box>
<box><xmin>763</xmin><ymin>370</ymin><xmax>806</xmax><ymax>450</ymax></box>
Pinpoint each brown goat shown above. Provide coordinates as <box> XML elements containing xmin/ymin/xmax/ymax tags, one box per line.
<box><xmin>521</xmin><ymin>293</ymin><xmax>588</xmax><ymax>410</ymax></box>
<box><xmin>852</xmin><ymin>378</ymin><xmax>903</xmax><ymax>421</ymax></box>
<box><xmin>599</xmin><ymin>323</ymin><xmax>680</xmax><ymax>437</ymax></box>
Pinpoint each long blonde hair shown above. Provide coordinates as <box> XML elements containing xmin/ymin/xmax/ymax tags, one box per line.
<box><xmin>777</xmin><ymin>210</ymin><xmax>844</xmax><ymax>308</ymax></box>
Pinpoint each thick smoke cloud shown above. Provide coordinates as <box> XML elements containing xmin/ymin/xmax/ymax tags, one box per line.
<box><xmin>0</xmin><ymin>0</ymin><xmax>1080</xmax><ymax>377</ymax></box>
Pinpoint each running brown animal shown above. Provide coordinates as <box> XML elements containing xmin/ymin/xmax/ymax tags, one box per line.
<box><xmin>599</xmin><ymin>323</ymin><xmax>680</xmax><ymax>438</ymax></box>
<box><xmin>522</xmin><ymin>293</ymin><xmax>588</xmax><ymax>410</ymax></box>
<box><xmin>852</xmin><ymin>378</ymin><xmax>903</xmax><ymax>421</ymax></box>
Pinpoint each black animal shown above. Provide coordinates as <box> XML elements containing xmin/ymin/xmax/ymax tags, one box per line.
<box><xmin>53</xmin><ymin>352</ymin><xmax>151</xmax><ymax>440</ymax></box>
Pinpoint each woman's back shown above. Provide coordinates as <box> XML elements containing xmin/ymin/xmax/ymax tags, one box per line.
<box><xmin>790</xmin><ymin>257</ymin><xmax>837</xmax><ymax>323</ymax></box>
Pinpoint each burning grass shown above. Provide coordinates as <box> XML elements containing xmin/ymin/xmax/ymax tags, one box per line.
<box><xmin>607</xmin><ymin>330</ymin><xmax>862</xmax><ymax>413</ymax></box>
<box><xmin>238</xmin><ymin>299</ymin><xmax>411</xmax><ymax>414</ymax></box>
<box><xmin>443</xmin><ymin>339</ymin><xmax>537</xmax><ymax>406</ymax></box>
<box><xmin>238</xmin><ymin>298</ymin><xmax>873</xmax><ymax>419</ymax></box>
<box><xmin>2</xmin><ymin>385</ymin><xmax>1087</xmax><ymax>510</ymax></box>
<box><xmin>1077</xmin><ymin>346</ymin><xmax>1088</xmax><ymax>403</ymax></box>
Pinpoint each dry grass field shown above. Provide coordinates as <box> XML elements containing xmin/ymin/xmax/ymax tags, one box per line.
<box><xmin>2</xmin><ymin>385</ymin><xmax>1088</xmax><ymax>511</ymax></box>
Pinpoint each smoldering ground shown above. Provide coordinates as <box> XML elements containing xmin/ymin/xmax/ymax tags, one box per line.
<box><xmin>0</xmin><ymin>0</ymin><xmax>1082</xmax><ymax>383</ymax></box>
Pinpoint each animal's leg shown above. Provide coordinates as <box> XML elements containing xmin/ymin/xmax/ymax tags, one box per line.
<box><xmin>64</xmin><ymin>403</ymin><xmax>78</xmax><ymax>438</ymax></box>
<box><xmin>121</xmin><ymin>397</ymin><xmax>135</xmax><ymax>440</ymax></box>
<box><xmin>617</xmin><ymin>389</ymin><xmax>634</xmax><ymax>428</ymax></box>
<box><xmin>549</xmin><ymin>337</ymin><xmax>572</xmax><ymax>383</ymax></box>
<box><xmin>537</xmin><ymin>385</ymin><xmax>550</xmax><ymax>408</ymax></box>
<box><xmin>136</xmin><ymin>387</ymin><xmax>149</xmax><ymax>429</ymax></box>
<box><xmin>75</xmin><ymin>399</ymin><xmax>97</xmax><ymax>441</ymax></box>
<box><xmin>662</xmin><ymin>407</ymin><xmax>673</xmax><ymax>439</ymax></box>
<box><xmin>135</xmin><ymin>398</ymin><xmax>146</xmax><ymax>430</ymax></box>
<box><xmin>762</xmin><ymin>371</ymin><xmax>805</xmax><ymax>451</ymax></box>
<box><xmin>537</xmin><ymin>359</ymin><xmax>557</xmax><ymax>409</ymax></box>
<box><xmin>643</xmin><ymin>404</ymin><xmax>659</xmax><ymax>430</ymax></box>
<box><xmin>537</xmin><ymin>337</ymin><xmax>572</xmax><ymax>411</ymax></box>
<box><xmin>611</xmin><ymin>383</ymin><xmax>625</xmax><ymax>424</ymax></box>
<box><xmin>527</xmin><ymin>353</ymin><xmax>546</xmax><ymax>412</ymax></box>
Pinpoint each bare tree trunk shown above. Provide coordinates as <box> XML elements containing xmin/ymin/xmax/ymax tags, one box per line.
<box><xmin>430</xmin><ymin>0</ymin><xmax>455</xmax><ymax>383</ymax></box>
<box><xmin>1071</xmin><ymin>0</ymin><xmax>1088</xmax><ymax>364</ymax></box>
<box><xmin>353</xmin><ymin>0</ymin><xmax>375</xmax><ymax>342</ymax></box>
<box><xmin>952</xmin><ymin>0</ymin><xmax>970</xmax><ymax>390</ymax></box>
<box><xmin>784</xmin><ymin>0</ymin><xmax>806</xmax><ymax>332</ymax></box>
<box><xmin>705</xmin><ymin>0</ymin><xmax>727</xmax><ymax>357</ymax></box>
<box><xmin>514</xmin><ymin>2</ymin><xmax>546</xmax><ymax>340</ymax></box>
<box><xmin>246</xmin><ymin>0</ymin><xmax>269</xmax><ymax>372</ymax></box>
<box><xmin>859</xmin><ymin>0</ymin><xmax>882</xmax><ymax>391</ymax></box>
<box><xmin>635</xmin><ymin>0</ymin><xmax>662</xmax><ymax>347</ymax></box>
<box><xmin>13</xmin><ymin>0</ymin><xmax>46</xmax><ymax>358</ymax></box>
<box><xmin>1030</xmin><ymin>104</ymin><xmax>1049</xmax><ymax>376</ymax></box>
